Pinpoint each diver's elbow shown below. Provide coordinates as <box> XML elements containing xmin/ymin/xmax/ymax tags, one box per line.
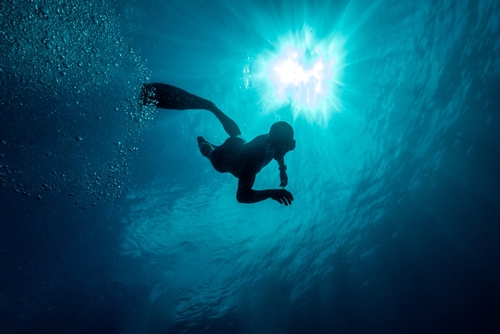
<box><xmin>236</xmin><ymin>192</ymin><xmax>246</xmax><ymax>203</ymax></box>
<box><xmin>236</xmin><ymin>190</ymin><xmax>251</xmax><ymax>203</ymax></box>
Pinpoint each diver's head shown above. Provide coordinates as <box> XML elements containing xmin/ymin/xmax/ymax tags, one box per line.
<box><xmin>269</xmin><ymin>121</ymin><xmax>296</xmax><ymax>152</ymax></box>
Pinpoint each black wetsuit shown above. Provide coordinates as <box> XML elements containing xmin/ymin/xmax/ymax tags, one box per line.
<box><xmin>140</xmin><ymin>82</ymin><xmax>294</xmax><ymax>205</ymax></box>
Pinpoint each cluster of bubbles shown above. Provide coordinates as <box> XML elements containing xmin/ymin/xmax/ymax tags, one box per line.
<box><xmin>0</xmin><ymin>0</ymin><xmax>156</xmax><ymax>206</ymax></box>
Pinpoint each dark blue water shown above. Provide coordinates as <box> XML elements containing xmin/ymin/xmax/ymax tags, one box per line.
<box><xmin>1</xmin><ymin>0</ymin><xmax>499</xmax><ymax>333</ymax></box>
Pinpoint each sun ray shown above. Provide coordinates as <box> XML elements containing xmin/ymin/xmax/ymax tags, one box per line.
<box><xmin>251</xmin><ymin>25</ymin><xmax>346</xmax><ymax>126</ymax></box>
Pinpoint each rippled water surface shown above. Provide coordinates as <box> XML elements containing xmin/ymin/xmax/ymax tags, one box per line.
<box><xmin>1</xmin><ymin>0</ymin><xmax>499</xmax><ymax>333</ymax></box>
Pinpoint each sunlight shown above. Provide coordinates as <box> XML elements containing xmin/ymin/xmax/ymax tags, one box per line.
<box><xmin>252</xmin><ymin>25</ymin><xmax>346</xmax><ymax>126</ymax></box>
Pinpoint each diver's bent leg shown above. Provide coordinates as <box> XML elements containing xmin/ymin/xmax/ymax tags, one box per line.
<box><xmin>208</xmin><ymin>106</ymin><xmax>241</xmax><ymax>137</ymax></box>
<box><xmin>142</xmin><ymin>83</ymin><xmax>242</xmax><ymax>137</ymax></box>
<box><xmin>197</xmin><ymin>136</ymin><xmax>216</xmax><ymax>159</ymax></box>
<box><xmin>141</xmin><ymin>83</ymin><xmax>214</xmax><ymax>110</ymax></box>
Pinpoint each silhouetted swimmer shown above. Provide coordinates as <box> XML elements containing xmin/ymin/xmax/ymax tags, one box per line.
<box><xmin>141</xmin><ymin>83</ymin><xmax>295</xmax><ymax>206</ymax></box>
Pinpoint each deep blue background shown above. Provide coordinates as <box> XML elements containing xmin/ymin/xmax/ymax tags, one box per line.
<box><xmin>1</xmin><ymin>0</ymin><xmax>500</xmax><ymax>333</ymax></box>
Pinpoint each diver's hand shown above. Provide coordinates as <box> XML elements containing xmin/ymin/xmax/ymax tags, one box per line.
<box><xmin>279</xmin><ymin>170</ymin><xmax>288</xmax><ymax>187</ymax></box>
<box><xmin>271</xmin><ymin>189</ymin><xmax>294</xmax><ymax>206</ymax></box>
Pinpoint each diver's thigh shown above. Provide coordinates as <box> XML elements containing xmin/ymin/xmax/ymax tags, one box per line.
<box><xmin>210</xmin><ymin>138</ymin><xmax>243</xmax><ymax>173</ymax></box>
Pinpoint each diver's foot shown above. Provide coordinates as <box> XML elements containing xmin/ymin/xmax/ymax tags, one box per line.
<box><xmin>197</xmin><ymin>136</ymin><xmax>215</xmax><ymax>158</ymax></box>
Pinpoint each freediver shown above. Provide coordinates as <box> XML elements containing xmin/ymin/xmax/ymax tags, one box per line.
<box><xmin>140</xmin><ymin>83</ymin><xmax>295</xmax><ymax>206</ymax></box>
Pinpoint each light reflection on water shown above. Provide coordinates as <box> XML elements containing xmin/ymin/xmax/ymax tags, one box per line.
<box><xmin>117</xmin><ymin>0</ymin><xmax>494</xmax><ymax>323</ymax></box>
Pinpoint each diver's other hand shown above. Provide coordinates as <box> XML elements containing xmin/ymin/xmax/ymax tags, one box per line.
<box><xmin>271</xmin><ymin>189</ymin><xmax>294</xmax><ymax>206</ymax></box>
<box><xmin>279</xmin><ymin>170</ymin><xmax>288</xmax><ymax>187</ymax></box>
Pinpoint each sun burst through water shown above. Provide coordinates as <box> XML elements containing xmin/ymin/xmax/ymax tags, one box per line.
<box><xmin>251</xmin><ymin>26</ymin><xmax>346</xmax><ymax>126</ymax></box>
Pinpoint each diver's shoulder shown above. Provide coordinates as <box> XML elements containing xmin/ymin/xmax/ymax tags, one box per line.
<box><xmin>249</xmin><ymin>134</ymin><xmax>270</xmax><ymax>144</ymax></box>
<box><xmin>241</xmin><ymin>134</ymin><xmax>269</xmax><ymax>152</ymax></box>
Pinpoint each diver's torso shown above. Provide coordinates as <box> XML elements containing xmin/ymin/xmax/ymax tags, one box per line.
<box><xmin>236</xmin><ymin>135</ymin><xmax>274</xmax><ymax>176</ymax></box>
<box><xmin>211</xmin><ymin>134</ymin><xmax>275</xmax><ymax>178</ymax></box>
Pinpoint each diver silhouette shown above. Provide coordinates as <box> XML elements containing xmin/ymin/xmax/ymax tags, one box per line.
<box><xmin>141</xmin><ymin>83</ymin><xmax>295</xmax><ymax>206</ymax></box>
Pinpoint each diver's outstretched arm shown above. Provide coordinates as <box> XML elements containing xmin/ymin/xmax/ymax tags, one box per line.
<box><xmin>141</xmin><ymin>83</ymin><xmax>241</xmax><ymax>137</ymax></box>
<box><xmin>236</xmin><ymin>170</ymin><xmax>294</xmax><ymax>205</ymax></box>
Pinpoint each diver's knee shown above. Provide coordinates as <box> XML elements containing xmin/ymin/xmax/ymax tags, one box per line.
<box><xmin>199</xmin><ymin>142</ymin><xmax>213</xmax><ymax>158</ymax></box>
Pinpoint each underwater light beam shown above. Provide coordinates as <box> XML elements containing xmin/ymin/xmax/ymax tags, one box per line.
<box><xmin>252</xmin><ymin>26</ymin><xmax>346</xmax><ymax>126</ymax></box>
<box><xmin>270</xmin><ymin>47</ymin><xmax>332</xmax><ymax>107</ymax></box>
